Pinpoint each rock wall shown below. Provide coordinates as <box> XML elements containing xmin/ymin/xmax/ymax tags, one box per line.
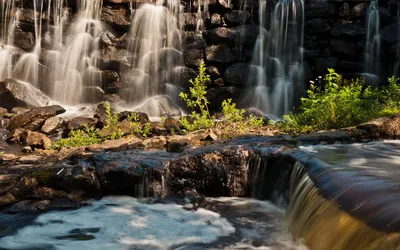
<box><xmin>4</xmin><ymin>0</ymin><xmax>400</xmax><ymax>111</ymax></box>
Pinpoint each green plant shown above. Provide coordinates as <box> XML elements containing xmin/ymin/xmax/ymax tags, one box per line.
<box><xmin>179</xmin><ymin>61</ymin><xmax>214</xmax><ymax>131</ymax></box>
<box><xmin>276</xmin><ymin>68</ymin><xmax>382</xmax><ymax>133</ymax></box>
<box><xmin>141</xmin><ymin>122</ymin><xmax>151</xmax><ymax>137</ymax></box>
<box><xmin>52</xmin><ymin>125</ymin><xmax>102</xmax><ymax>150</ymax></box>
<box><xmin>222</xmin><ymin>99</ymin><xmax>245</xmax><ymax>123</ymax></box>
<box><xmin>127</xmin><ymin>112</ymin><xmax>141</xmax><ymax>134</ymax></box>
<box><xmin>103</xmin><ymin>102</ymin><xmax>123</xmax><ymax>140</ymax></box>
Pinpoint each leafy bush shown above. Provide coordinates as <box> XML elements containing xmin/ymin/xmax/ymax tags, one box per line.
<box><xmin>103</xmin><ymin>102</ymin><xmax>123</xmax><ymax>140</ymax></box>
<box><xmin>277</xmin><ymin>68</ymin><xmax>382</xmax><ymax>133</ymax></box>
<box><xmin>380</xmin><ymin>76</ymin><xmax>400</xmax><ymax>116</ymax></box>
<box><xmin>220</xmin><ymin>98</ymin><xmax>264</xmax><ymax>134</ymax></box>
<box><xmin>179</xmin><ymin>61</ymin><xmax>214</xmax><ymax>131</ymax></box>
<box><xmin>52</xmin><ymin>125</ymin><xmax>102</xmax><ymax>150</ymax></box>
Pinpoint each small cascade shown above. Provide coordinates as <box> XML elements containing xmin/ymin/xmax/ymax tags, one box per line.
<box><xmin>48</xmin><ymin>0</ymin><xmax>104</xmax><ymax>105</ymax></box>
<box><xmin>195</xmin><ymin>0</ymin><xmax>209</xmax><ymax>31</ymax></box>
<box><xmin>364</xmin><ymin>0</ymin><xmax>380</xmax><ymax>84</ymax></box>
<box><xmin>248</xmin><ymin>151</ymin><xmax>400</xmax><ymax>250</ymax></box>
<box><xmin>247</xmin><ymin>0</ymin><xmax>304</xmax><ymax>117</ymax></box>
<box><xmin>124</xmin><ymin>0</ymin><xmax>183</xmax><ymax>110</ymax></box>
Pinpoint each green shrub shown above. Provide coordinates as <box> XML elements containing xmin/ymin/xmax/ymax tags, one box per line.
<box><xmin>277</xmin><ymin>68</ymin><xmax>382</xmax><ymax>133</ymax></box>
<box><xmin>103</xmin><ymin>102</ymin><xmax>123</xmax><ymax>140</ymax></box>
<box><xmin>222</xmin><ymin>99</ymin><xmax>245</xmax><ymax>123</ymax></box>
<box><xmin>52</xmin><ymin>125</ymin><xmax>102</xmax><ymax>150</ymax></box>
<box><xmin>179</xmin><ymin>61</ymin><xmax>214</xmax><ymax>131</ymax></box>
<box><xmin>380</xmin><ymin>76</ymin><xmax>400</xmax><ymax>116</ymax></box>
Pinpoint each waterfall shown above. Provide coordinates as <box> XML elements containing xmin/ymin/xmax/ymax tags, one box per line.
<box><xmin>0</xmin><ymin>0</ymin><xmax>18</xmax><ymax>81</ymax></box>
<box><xmin>247</xmin><ymin>0</ymin><xmax>304</xmax><ymax>117</ymax></box>
<box><xmin>48</xmin><ymin>0</ymin><xmax>103</xmax><ymax>105</ymax></box>
<box><xmin>364</xmin><ymin>0</ymin><xmax>380</xmax><ymax>84</ymax></box>
<box><xmin>124</xmin><ymin>0</ymin><xmax>183</xmax><ymax>108</ymax></box>
<box><xmin>248</xmin><ymin>154</ymin><xmax>400</xmax><ymax>250</ymax></box>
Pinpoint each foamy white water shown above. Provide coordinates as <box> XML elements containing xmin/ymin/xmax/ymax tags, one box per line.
<box><xmin>0</xmin><ymin>197</ymin><xmax>308</xmax><ymax>249</ymax></box>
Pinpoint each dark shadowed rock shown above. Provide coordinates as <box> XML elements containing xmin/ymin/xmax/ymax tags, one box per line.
<box><xmin>163</xmin><ymin>117</ymin><xmax>181</xmax><ymax>132</ymax></box>
<box><xmin>13</xmin><ymin>29</ymin><xmax>35</xmax><ymax>51</ymax></box>
<box><xmin>210</xmin><ymin>13</ymin><xmax>222</xmax><ymax>27</ymax></box>
<box><xmin>7</xmin><ymin>105</ymin><xmax>66</xmax><ymax>131</ymax></box>
<box><xmin>0</xmin><ymin>174</ymin><xmax>20</xmax><ymax>196</ymax></box>
<box><xmin>204</xmin><ymin>27</ymin><xmax>240</xmax><ymax>46</ymax></box>
<box><xmin>305</xmin><ymin>19</ymin><xmax>331</xmax><ymax>34</ymax></box>
<box><xmin>305</xmin><ymin>2</ymin><xmax>335</xmax><ymax>17</ymax></box>
<box><xmin>351</xmin><ymin>3</ymin><xmax>368</xmax><ymax>19</ymax></box>
<box><xmin>207</xmin><ymin>86</ymin><xmax>241</xmax><ymax>111</ymax></box>
<box><xmin>331</xmin><ymin>19</ymin><xmax>365</xmax><ymax>36</ymax></box>
<box><xmin>381</xmin><ymin>23</ymin><xmax>400</xmax><ymax>43</ymax></box>
<box><xmin>182</xmin><ymin>32</ymin><xmax>207</xmax><ymax>49</ymax></box>
<box><xmin>206</xmin><ymin>44</ymin><xmax>235</xmax><ymax>64</ymax></box>
<box><xmin>330</xmin><ymin>39</ymin><xmax>356</xmax><ymax>57</ymax></box>
<box><xmin>97</xmin><ymin>47</ymin><xmax>132</xmax><ymax>71</ymax></box>
<box><xmin>223</xmin><ymin>10</ymin><xmax>250</xmax><ymax>26</ymax></box>
<box><xmin>0</xmin><ymin>79</ymin><xmax>51</xmax><ymax>112</ymax></box>
<box><xmin>165</xmin><ymin>140</ymin><xmax>187</xmax><ymax>153</ymax></box>
<box><xmin>223</xmin><ymin>63</ymin><xmax>260</xmax><ymax>87</ymax></box>
<box><xmin>183</xmin><ymin>49</ymin><xmax>204</xmax><ymax>68</ymax></box>
<box><xmin>314</xmin><ymin>57</ymin><xmax>338</xmax><ymax>76</ymax></box>
<box><xmin>7</xmin><ymin>128</ymin><xmax>25</xmax><ymax>143</ymax></box>
<box><xmin>67</xmin><ymin>117</ymin><xmax>97</xmax><ymax>131</ymax></box>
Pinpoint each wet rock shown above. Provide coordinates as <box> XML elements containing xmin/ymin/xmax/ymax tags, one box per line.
<box><xmin>168</xmin><ymin>66</ymin><xmax>197</xmax><ymax>87</ymax></box>
<box><xmin>339</xmin><ymin>3</ymin><xmax>351</xmax><ymax>20</ymax></box>
<box><xmin>356</xmin><ymin>117</ymin><xmax>390</xmax><ymax>138</ymax></box>
<box><xmin>331</xmin><ymin>19</ymin><xmax>365</xmax><ymax>37</ymax></box>
<box><xmin>36</xmin><ymin>187</ymin><xmax>67</xmax><ymax>200</ymax></box>
<box><xmin>11</xmin><ymin>177</ymin><xmax>39</xmax><ymax>199</ymax></box>
<box><xmin>0</xmin><ymin>174</ymin><xmax>20</xmax><ymax>196</ymax></box>
<box><xmin>99</xmin><ymin>31</ymin><xmax>118</xmax><ymax>48</ymax></box>
<box><xmin>0</xmin><ymin>79</ymin><xmax>51</xmax><ymax>111</ymax></box>
<box><xmin>22</xmin><ymin>131</ymin><xmax>52</xmax><ymax>150</ymax></box>
<box><xmin>101</xmin><ymin>5</ymin><xmax>131</xmax><ymax>31</ymax></box>
<box><xmin>381</xmin><ymin>23</ymin><xmax>400</xmax><ymax>43</ymax></box>
<box><xmin>163</xmin><ymin>117</ymin><xmax>181</xmax><ymax>132</ymax></box>
<box><xmin>166</xmin><ymin>148</ymin><xmax>249</xmax><ymax>196</ymax></box>
<box><xmin>314</xmin><ymin>57</ymin><xmax>338</xmax><ymax>76</ymax></box>
<box><xmin>213</xmin><ymin>78</ymin><xmax>224</xmax><ymax>87</ymax></box>
<box><xmin>22</xmin><ymin>146</ymin><xmax>33</xmax><ymax>153</ymax></box>
<box><xmin>150</xmin><ymin>122</ymin><xmax>168</xmax><ymax>136</ymax></box>
<box><xmin>206</xmin><ymin>44</ymin><xmax>235</xmax><ymax>64</ymax></box>
<box><xmin>41</xmin><ymin>117</ymin><xmax>64</xmax><ymax>135</ymax></box>
<box><xmin>67</xmin><ymin>117</ymin><xmax>97</xmax><ymax>131</ymax></box>
<box><xmin>97</xmin><ymin>47</ymin><xmax>132</xmax><ymax>71</ymax></box>
<box><xmin>83</xmin><ymin>86</ymin><xmax>105</xmax><ymax>103</ymax></box>
<box><xmin>305</xmin><ymin>2</ymin><xmax>335</xmax><ymax>18</ymax></box>
<box><xmin>7</xmin><ymin>105</ymin><xmax>66</xmax><ymax>131</ymax></box>
<box><xmin>13</xmin><ymin>29</ymin><xmax>35</xmax><ymax>51</ymax></box>
<box><xmin>180</xmin><ymin>13</ymin><xmax>204</xmax><ymax>31</ymax></box>
<box><xmin>182</xmin><ymin>32</ymin><xmax>207</xmax><ymax>50</ymax></box>
<box><xmin>183</xmin><ymin>49</ymin><xmax>204</xmax><ymax>68</ymax></box>
<box><xmin>380</xmin><ymin>115</ymin><xmax>400</xmax><ymax>139</ymax></box>
<box><xmin>5</xmin><ymin>200</ymin><xmax>53</xmax><ymax>213</ymax></box>
<box><xmin>7</xmin><ymin>128</ymin><xmax>25</xmax><ymax>143</ymax></box>
<box><xmin>204</xmin><ymin>27</ymin><xmax>240</xmax><ymax>46</ymax></box>
<box><xmin>223</xmin><ymin>10</ymin><xmax>250</xmax><ymax>26</ymax></box>
<box><xmin>207</xmin><ymin>87</ymin><xmax>241</xmax><ymax>111</ymax></box>
<box><xmin>297</xmin><ymin>130</ymin><xmax>350</xmax><ymax>144</ymax></box>
<box><xmin>0</xmin><ymin>193</ymin><xmax>16</xmax><ymax>206</ymax></box>
<box><xmin>330</xmin><ymin>39</ymin><xmax>356</xmax><ymax>57</ymax></box>
<box><xmin>165</xmin><ymin>140</ymin><xmax>187</xmax><ymax>153</ymax></box>
<box><xmin>305</xmin><ymin>19</ymin><xmax>331</xmax><ymax>34</ymax></box>
<box><xmin>351</xmin><ymin>3</ymin><xmax>368</xmax><ymax>19</ymax></box>
<box><xmin>206</xmin><ymin>65</ymin><xmax>220</xmax><ymax>79</ymax></box>
<box><xmin>223</xmin><ymin>63</ymin><xmax>259</xmax><ymax>88</ymax></box>
<box><xmin>210</xmin><ymin>13</ymin><xmax>222</xmax><ymax>27</ymax></box>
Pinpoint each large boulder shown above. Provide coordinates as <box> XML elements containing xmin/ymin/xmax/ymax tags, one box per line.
<box><xmin>0</xmin><ymin>79</ymin><xmax>52</xmax><ymax>112</ymax></box>
<box><xmin>206</xmin><ymin>44</ymin><xmax>235</xmax><ymax>64</ymax></box>
<box><xmin>41</xmin><ymin>117</ymin><xmax>65</xmax><ymax>135</ymax></box>
<box><xmin>305</xmin><ymin>2</ymin><xmax>335</xmax><ymax>18</ymax></box>
<box><xmin>223</xmin><ymin>10</ymin><xmax>250</xmax><ymax>26</ymax></box>
<box><xmin>304</xmin><ymin>19</ymin><xmax>331</xmax><ymax>34</ymax></box>
<box><xmin>183</xmin><ymin>49</ymin><xmax>204</xmax><ymax>68</ymax></box>
<box><xmin>7</xmin><ymin>105</ymin><xmax>66</xmax><ymax>131</ymax></box>
<box><xmin>223</xmin><ymin>63</ymin><xmax>260</xmax><ymax>88</ymax></box>
<box><xmin>203</xmin><ymin>27</ymin><xmax>240</xmax><ymax>46</ymax></box>
<box><xmin>67</xmin><ymin>117</ymin><xmax>97</xmax><ymax>131</ymax></box>
<box><xmin>207</xmin><ymin>86</ymin><xmax>241</xmax><ymax>111</ymax></box>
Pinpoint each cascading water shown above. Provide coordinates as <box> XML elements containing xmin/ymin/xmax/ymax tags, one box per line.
<box><xmin>123</xmin><ymin>0</ymin><xmax>184</xmax><ymax>116</ymax></box>
<box><xmin>47</xmin><ymin>0</ymin><xmax>103</xmax><ymax>105</ymax></box>
<box><xmin>364</xmin><ymin>0</ymin><xmax>380</xmax><ymax>84</ymax></box>
<box><xmin>0</xmin><ymin>0</ymin><xmax>18</xmax><ymax>81</ymax></box>
<box><xmin>247</xmin><ymin>0</ymin><xmax>304</xmax><ymax>117</ymax></box>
